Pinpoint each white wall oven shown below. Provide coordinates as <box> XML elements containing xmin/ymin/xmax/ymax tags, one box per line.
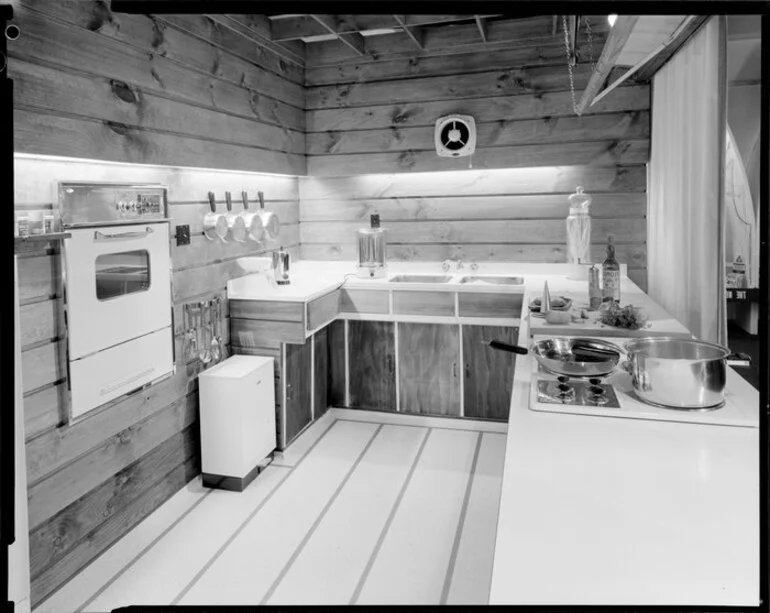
<box><xmin>59</xmin><ymin>183</ymin><xmax>174</xmax><ymax>420</ymax></box>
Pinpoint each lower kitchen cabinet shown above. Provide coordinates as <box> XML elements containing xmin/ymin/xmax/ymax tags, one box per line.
<box><xmin>284</xmin><ymin>340</ymin><xmax>312</xmax><ymax>446</ymax></box>
<box><xmin>327</xmin><ymin>319</ymin><xmax>346</xmax><ymax>407</ymax></box>
<box><xmin>462</xmin><ymin>325</ymin><xmax>518</xmax><ymax>420</ymax></box>
<box><xmin>398</xmin><ymin>322</ymin><xmax>461</xmax><ymax>416</ymax></box>
<box><xmin>348</xmin><ymin>320</ymin><xmax>396</xmax><ymax>411</ymax></box>
<box><xmin>313</xmin><ymin>326</ymin><xmax>329</xmax><ymax>419</ymax></box>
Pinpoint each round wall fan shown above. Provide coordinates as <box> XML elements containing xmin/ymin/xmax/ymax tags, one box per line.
<box><xmin>434</xmin><ymin>114</ymin><xmax>476</xmax><ymax>158</ymax></box>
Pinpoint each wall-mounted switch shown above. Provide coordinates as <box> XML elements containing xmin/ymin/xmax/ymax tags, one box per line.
<box><xmin>175</xmin><ymin>224</ymin><xmax>190</xmax><ymax>246</ymax></box>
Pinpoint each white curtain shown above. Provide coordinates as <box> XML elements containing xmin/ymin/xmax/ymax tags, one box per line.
<box><xmin>648</xmin><ymin>16</ymin><xmax>728</xmax><ymax>345</ymax></box>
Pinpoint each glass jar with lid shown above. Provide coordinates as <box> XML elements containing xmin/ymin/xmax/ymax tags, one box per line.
<box><xmin>566</xmin><ymin>186</ymin><xmax>592</xmax><ymax>270</ymax></box>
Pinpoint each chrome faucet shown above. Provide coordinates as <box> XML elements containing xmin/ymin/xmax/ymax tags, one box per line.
<box><xmin>441</xmin><ymin>258</ymin><xmax>463</xmax><ymax>273</ymax></box>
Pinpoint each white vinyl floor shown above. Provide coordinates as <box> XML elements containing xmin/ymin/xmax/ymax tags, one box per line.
<box><xmin>34</xmin><ymin>409</ymin><xmax>507</xmax><ymax>611</ymax></box>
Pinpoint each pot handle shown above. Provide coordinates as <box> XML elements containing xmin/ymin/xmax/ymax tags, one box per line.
<box><xmin>225</xmin><ymin>191</ymin><xmax>233</xmax><ymax>212</ymax></box>
<box><xmin>207</xmin><ymin>191</ymin><xmax>217</xmax><ymax>213</ymax></box>
<box><xmin>242</xmin><ymin>191</ymin><xmax>250</xmax><ymax>210</ymax></box>
<box><xmin>487</xmin><ymin>339</ymin><xmax>529</xmax><ymax>355</ymax></box>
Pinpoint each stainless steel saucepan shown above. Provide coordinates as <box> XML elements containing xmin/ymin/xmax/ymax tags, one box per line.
<box><xmin>203</xmin><ymin>191</ymin><xmax>228</xmax><ymax>241</ymax></box>
<box><xmin>487</xmin><ymin>337</ymin><xmax>623</xmax><ymax>377</ymax></box>
<box><xmin>224</xmin><ymin>191</ymin><xmax>247</xmax><ymax>243</ymax></box>
<box><xmin>623</xmin><ymin>338</ymin><xmax>730</xmax><ymax>409</ymax></box>
<box><xmin>239</xmin><ymin>191</ymin><xmax>265</xmax><ymax>243</ymax></box>
<box><xmin>257</xmin><ymin>190</ymin><xmax>280</xmax><ymax>241</ymax></box>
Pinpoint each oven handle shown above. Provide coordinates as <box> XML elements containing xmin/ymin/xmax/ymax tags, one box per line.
<box><xmin>94</xmin><ymin>227</ymin><xmax>154</xmax><ymax>241</ymax></box>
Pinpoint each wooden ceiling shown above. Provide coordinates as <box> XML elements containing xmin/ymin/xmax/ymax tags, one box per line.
<box><xmin>258</xmin><ymin>14</ymin><xmax>611</xmax><ymax>66</ymax></box>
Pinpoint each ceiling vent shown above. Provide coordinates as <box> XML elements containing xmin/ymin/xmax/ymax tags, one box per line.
<box><xmin>435</xmin><ymin>114</ymin><xmax>476</xmax><ymax>158</ymax></box>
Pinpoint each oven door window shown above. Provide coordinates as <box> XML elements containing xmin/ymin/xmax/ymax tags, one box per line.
<box><xmin>95</xmin><ymin>250</ymin><xmax>151</xmax><ymax>300</ymax></box>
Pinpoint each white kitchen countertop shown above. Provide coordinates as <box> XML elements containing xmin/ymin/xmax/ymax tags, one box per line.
<box><xmin>490</xmin><ymin>292</ymin><xmax>760</xmax><ymax>606</ymax></box>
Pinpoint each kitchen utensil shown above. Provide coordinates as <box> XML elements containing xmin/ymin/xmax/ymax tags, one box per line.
<box><xmin>185</xmin><ymin>303</ymin><xmax>199</xmax><ymax>361</ymax></box>
<box><xmin>203</xmin><ymin>192</ymin><xmax>228</xmax><ymax>242</ymax></box>
<box><xmin>239</xmin><ymin>191</ymin><xmax>265</xmax><ymax>243</ymax></box>
<box><xmin>542</xmin><ymin>281</ymin><xmax>551</xmax><ymax>313</ymax></box>
<box><xmin>622</xmin><ymin>338</ymin><xmax>730</xmax><ymax>409</ymax></box>
<box><xmin>210</xmin><ymin>298</ymin><xmax>221</xmax><ymax>363</ymax></box>
<box><xmin>487</xmin><ymin>337</ymin><xmax>623</xmax><ymax>377</ymax></box>
<box><xmin>224</xmin><ymin>191</ymin><xmax>247</xmax><ymax>243</ymax></box>
<box><xmin>216</xmin><ymin>296</ymin><xmax>227</xmax><ymax>361</ymax></box>
<box><xmin>257</xmin><ymin>191</ymin><xmax>280</xmax><ymax>241</ymax></box>
<box><xmin>198</xmin><ymin>301</ymin><xmax>211</xmax><ymax>365</ymax></box>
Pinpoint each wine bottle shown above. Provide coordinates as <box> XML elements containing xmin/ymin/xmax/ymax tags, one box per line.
<box><xmin>602</xmin><ymin>235</ymin><xmax>620</xmax><ymax>303</ymax></box>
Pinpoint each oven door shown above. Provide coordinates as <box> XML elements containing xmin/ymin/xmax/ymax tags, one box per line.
<box><xmin>64</xmin><ymin>223</ymin><xmax>172</xmax><ymax>360</ymax></box>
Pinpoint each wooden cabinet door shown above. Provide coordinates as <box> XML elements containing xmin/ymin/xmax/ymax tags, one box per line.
<box><xmin>398</xmin><ymin>323</ymin><xmax>461</xmax><ymax>416</ymax></box>
<box><xmin>327</xmin><ymin>319</ymin><xmax>346</xmax><ymax>407</ymax></box>
<box><xmin>348</xmin><ymin>320</ymin><xmax>396</xmax><ymax>411</ymax></box>
<box><xmin>313</xmin><ymin>326</ymin><xmax>329</xmax><ymax>419</ymax></box>
<box><xmin>462</xmin><ymin>325</ymin><xmax>518</xmax><ymax>420</ymax></box>
<box><xmin>284</xmin><ymin>340</ymin><xmax>312</xmax><ymax>446</ymax></box>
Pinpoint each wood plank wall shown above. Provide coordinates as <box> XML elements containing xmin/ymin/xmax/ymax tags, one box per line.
<box><xmin>301</xmin><ymin>16</ymin><xmax>649</xmax><ymax>289</ymax></box>
<box><xmin>10</xmin><ymin>1</ymin><xmax>304</xmax><ymax>606</ymax></box>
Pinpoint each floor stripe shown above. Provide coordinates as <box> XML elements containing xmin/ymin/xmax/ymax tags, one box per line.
<box><xmin>349</xmin><ymin>427</ymin><xmax>433</xmax><ymax>605</ymax></box>
<box><xmin>75</xmin><ymin>486</ymin><xmax>215</xmax><ymax>613</ymax></box>
<box><xmin>169</xmin><ymin>418</ymin><xmax>340</xmax><ymax>606</ymax></box>
<box><xmin>439</xmin><ymin>431</ymin><xmax>483</xmax><ymax>604</ymax></box>
<box><xmin>336</xmin><ymin>417</ymin><xmax>505</xmax><ymax>436</ymax></box>
<box><xmin>259</xmin><ymin>424</ymin><xmax>384</xmax><ymax>605</ymax></box>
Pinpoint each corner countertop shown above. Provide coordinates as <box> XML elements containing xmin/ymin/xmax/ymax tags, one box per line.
<box><xmin>490</xmin><ymin>298</ymin><xmax>760</xmax><ymax>606</ymax></box>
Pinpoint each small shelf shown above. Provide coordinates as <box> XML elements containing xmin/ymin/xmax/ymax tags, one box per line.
<box><xmin>14</xmin><ymin>232</ymin><xmax>71</xmax><ymax>253</ymax></box>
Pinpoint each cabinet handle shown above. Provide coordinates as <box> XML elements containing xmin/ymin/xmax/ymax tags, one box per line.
<box><xmin>286</xmin><ymin>383</ymin><xmax>292</xmax><ymax>400</ymax></box>
<box><xmin>453</xmin><ymin>362</ymin><xmax>457</xmax><ymax>378</ymax></box>
<box><xmin>465</xmin><ymin>363</ymin><xmax>471</xmax><ymax>378</ymax></box>
<box><xmin>387</xmin><ymin>355</ymin><xmax>395</xmax><ymax>375</ymax></box>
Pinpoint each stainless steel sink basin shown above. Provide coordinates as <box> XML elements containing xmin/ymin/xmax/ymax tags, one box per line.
<box><xmin>388</xmin><ymin>274</ymin><xmax>453</xmax><ymax>283</ymax></box>
<box><xmin>458</xmin><ymin>275</ymin><xmax>525</xmax><ymax>285</ymax></box>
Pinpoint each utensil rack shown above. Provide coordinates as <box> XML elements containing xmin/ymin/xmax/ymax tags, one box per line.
<box><xmin>182</xmin><ymin>293</ymin><xmax>227</xmax><ymax>370</ymax></box>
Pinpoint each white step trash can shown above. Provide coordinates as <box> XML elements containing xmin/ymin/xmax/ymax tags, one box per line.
<box><xmin>199</xmin><ymin>355</ymin><xmax>276</xmax><ymax>491</ymax></box>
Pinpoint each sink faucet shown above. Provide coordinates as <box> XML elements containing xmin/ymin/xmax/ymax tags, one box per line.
<box><xmin>441</xmin><ymin>258</ymin><xmax>463</xmax><ymax>273</ymax></box>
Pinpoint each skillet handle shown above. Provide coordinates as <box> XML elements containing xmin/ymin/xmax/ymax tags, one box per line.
<box><xmin>488</xmin><ymin>340</ymin><xmax>529</xmax><ymax>355</ymax></box>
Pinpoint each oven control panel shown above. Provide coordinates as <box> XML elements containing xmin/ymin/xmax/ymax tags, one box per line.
<box><xmin>58</xmin><ymin>183</ymin><xmax>168</xmax><ymax>227</ymax></box>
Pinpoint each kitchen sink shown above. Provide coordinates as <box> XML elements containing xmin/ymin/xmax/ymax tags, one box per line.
<box><xmin>388</xmin><ymin>274</ymin><xmax>453</xmax><ymax>283</ymax></box>
<box><xmin>458</xmin><ymin>275</ymin><xmax>525</xmax><ymax>285</ymax></box>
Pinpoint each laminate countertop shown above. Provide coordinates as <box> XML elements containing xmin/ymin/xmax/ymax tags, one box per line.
<box><xmin>490</xmin><ymin>278</ymin><xmax>761</xmax><ymax>606</ymax></box>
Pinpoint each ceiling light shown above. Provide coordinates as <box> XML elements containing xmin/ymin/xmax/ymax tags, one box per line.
<box><xmin>608</xmin><ymin>14</ymin><xmax>618</xmax><ymax>27</ymax></box>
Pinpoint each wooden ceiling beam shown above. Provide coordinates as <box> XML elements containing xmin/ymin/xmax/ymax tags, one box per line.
<box><xmin>393</xmin><ymin>15</ymin><xmax>425</xmax><ymax>50</ymax></box>
<box><xmin>633</xmin><ymin>16</ymin><xmax>709</xmax><ymax>82</ymax></box>
<box><xmin>310</xmin><ymin>14</ymin><xmax>366</xmax><ymax>56</ymax></box>
<box><xmin>574</xmin><ymin>15</ymin><xmax>638</xmax><ymax>115</ymax></box>
<box><xmin>474</xmin><ymin>15</ymin><xmax>488</xmax><ymax>43</ymax></box>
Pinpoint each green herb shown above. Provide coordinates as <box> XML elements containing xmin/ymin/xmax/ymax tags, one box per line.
<box><xmin>598</xmin><ymin>303</ymin><xmax>647</xmax><ymax>330</ymax></box>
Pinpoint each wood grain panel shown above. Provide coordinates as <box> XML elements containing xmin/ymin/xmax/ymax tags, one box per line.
<box><xmin>16</xmin><ymin>1</ymin><xmax>305</xmax><ymax>109</ymax></box>
<box><xmin>29</xmin><ymin>426</ymin><xmax>198</xmax><ymax>578</ymax></box>
<box><xmin>307</xmin><ymin>289</ymin><xmax>341</xmax><ymax>331</ymax></box>
<box><xmin>458</xmin><ymin>293</ymin><xmax>525</xmax><ymax>319</ymax></box>
<box><xmin>31</xmin><ymin>448</ymin><xmax>199</xmax><ymax>609</ymax></box>
<box><xmin>313</xmin><ymin>327</ymin><xmax>329</xmax><ymax>419</ymax></box>
<box><xmin>23</xmin><ymin>384</ymin><xmax>63</xmax><ymax>441</ymax></box>
<box><xmin>307</xmin><ymin>86</ymin><xmax>650</xmax><ymax>132</ymax></box>
<box><xmin>306</xmin><ymin>41</ymin><xmax>603</xmax><ymax>85</ymax></box>
<box><xmin>14</xmin><ymin>109</ymin><xmax>306</xmax><ymax>176</ymax></box>
<box><xmin>306</xmin><ymin>64</ymin><xmax>596</xmax><ymax>110</ymax></box>
<box><xmin>348</xmin><ymin>320</ymin><xmax>396</xmax><ymax>411</ymax></box>
<box><xmin>299</xmin><ymin>166</ymin><xmax>648</xmax><ymax>200</ymax></box>
<box><xmin>307</xmin><ymin>112</ymin><xmax>650</xmax><ymax>155</ymax></box>
<box><xmin>308</xmin><ymin>140</ymin><xmax>649</xmax><ymax>175</ymax></box>
<box><xmin>10</xmin><ymin>7</ymin><xmax>305</xmax><ymax>130</ymax></box>
<box><xmin>462</xmin><ymin>325</ymin><xmax>517</xmax><ymax>420</ymax></box>
<box><xmin>328</xmin><ymin>319</ymin><xmax>346</xmax><ymax>407</ymax></box>
<box><xmin>17</xmin><ymin>254</ymin><xmax>58</xmax><ymax>304</ymax></box>
<box><xmin>392</xmin><ymin>290</ymin><xmax>455</xmax><ymax>316</ymax></box>
<box><xmin>284</xmin><ymin>340</ymin><xmax>312</xmax><ymax>447</ymax></box>
<box><xmin>300</xmin><ymin>193</ymin><xmax>647</xmax><ymax>222</ymax></box>
<box><xmin>301</xmin><ymin>219</ymin><xmax>647</xmax><ymax>245</ymax></box>
<box><xmin>340</xmin><ymin>289</ymin><xmax>390</xmax><ymax>314</ymax></box>
<box><xmin>229</xmin><ymin>299</ymin><xmax>304</xmax><ymax>322</ymax></box>
<box><xmin>301</xmin><ymin>243</ymin><xmax>648</xmax><ymax>267</ymax></box>
<box><xmin>230</xmin><ymin>317</ymin><xmax>306</xmax><ymax>346</ymax></box>
<box><xmin>26</xmin><ymin>392</ymin><xmax>197</xmax><ymax>530</ymax></box>
<box><xmin>21</xmin><ymin>342</ymin><xmax>63</xmax><ymax>394</ymax></box>
<box><xmin>11</xmin><ymin>59</ymin><xmax>305</xmax><ymax>154</ymax></box>
<box><xmin>397</xmin><ymin>323</ymin><xmax>461</xmax><ymax>416</ymax></box>
<box><xmin>19</xmin><ymin>299</ymin><xmax>61</xmax><ymax>349</ymax></box>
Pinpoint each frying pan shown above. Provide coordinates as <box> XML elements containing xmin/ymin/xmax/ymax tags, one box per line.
<box><xmin>487</xmin><ymin>337</ymin><xmax>623</xmax><ymax>377</ymax></box>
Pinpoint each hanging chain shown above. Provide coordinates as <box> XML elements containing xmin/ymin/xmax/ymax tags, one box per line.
<box><xmin>562</xmin><ymin>15</ymin><xmax>578</xmax><ymax>115</ymax></box>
